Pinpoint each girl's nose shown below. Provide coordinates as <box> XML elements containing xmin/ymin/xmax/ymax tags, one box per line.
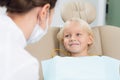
<box><xmin>70</xmin><ymin>36</ymin><xmax>76</xmax><ymax>41</ymax></box>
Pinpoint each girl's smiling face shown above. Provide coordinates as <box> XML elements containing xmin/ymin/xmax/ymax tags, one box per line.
<box><xmin>63</xmin><ymin>21</ymin><xmax>93</xmax><ymax>57</ymax></box>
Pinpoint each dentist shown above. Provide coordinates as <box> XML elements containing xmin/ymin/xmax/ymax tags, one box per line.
<box><xmin>0</xmin><ymin>0</ymin><xmax>57</xmax><ymax>80</ymax></box>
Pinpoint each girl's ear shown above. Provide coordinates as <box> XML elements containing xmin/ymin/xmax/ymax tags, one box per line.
<box><xmin>88</xmin><ymin>35</ymin><xmax>93</xmax><ymax>45</ymax></box>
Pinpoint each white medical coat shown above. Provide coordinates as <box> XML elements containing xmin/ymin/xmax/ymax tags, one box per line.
<box><xmin>0</xmin><ymin>14</ymin><xmax>39</xmax><ymax>80</ymax></box>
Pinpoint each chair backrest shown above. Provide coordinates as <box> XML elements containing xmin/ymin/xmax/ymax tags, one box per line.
<box><xmin>89</xmin><ymin>25</ymin><xmax>120</xmax><ymax>60</ymax></box>
<box><xmin>26</xmin><ymin>26</ymin><xmax>120</xmax><ymax>59</ymax></box>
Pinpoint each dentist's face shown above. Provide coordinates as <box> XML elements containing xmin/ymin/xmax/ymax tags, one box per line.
<box><xmin>27</xmin><ymin>5</ymin><xmax>55</xmax><ymax>44</ymax></box>
<box><xmin>63</xmin><ymin>22</ymin><xmax>92</xmax><ymax>56</ymax></box>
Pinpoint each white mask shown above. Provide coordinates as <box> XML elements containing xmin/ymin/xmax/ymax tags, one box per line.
<box><xmin>27</xmin><ymin>19</ymin><xmax>49</xmax><ymax>44</ymax></box>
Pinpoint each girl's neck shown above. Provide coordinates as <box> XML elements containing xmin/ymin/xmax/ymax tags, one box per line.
<box><xmin>71</xmin><ymin>53</ymin><xmax>89</xmax><ymax>57</ymax></box>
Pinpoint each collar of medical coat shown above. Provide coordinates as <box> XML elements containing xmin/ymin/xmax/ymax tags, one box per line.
<box><xmin>0</xmin><ymin>14</ymin><xmax>27</xmax><ymax>47</ymax></box>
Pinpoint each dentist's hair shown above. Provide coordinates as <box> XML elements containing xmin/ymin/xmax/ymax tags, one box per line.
<box><xmin>0</xmin><ymin>0</ymin><xmax>57</xmax><ymax>13</ymax></box>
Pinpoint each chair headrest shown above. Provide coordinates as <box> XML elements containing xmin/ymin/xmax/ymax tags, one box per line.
<box><xmin>61</xmin><ymin>0</ymin><xmax>96</xmax><ymax>24</ymax></box>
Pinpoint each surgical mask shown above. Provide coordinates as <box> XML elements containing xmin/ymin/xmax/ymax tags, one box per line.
<box><xmin>27</xmin><ymin>19</ymin><xmax>49</xmax><ymax>44</ymax></box>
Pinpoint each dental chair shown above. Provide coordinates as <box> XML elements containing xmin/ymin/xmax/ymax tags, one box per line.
<box><xmin>25</xmin><ymin>0</ymin><xmax>120</xmax><ymax>80</ymax></box>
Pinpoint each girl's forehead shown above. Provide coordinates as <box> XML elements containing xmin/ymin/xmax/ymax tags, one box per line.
<box><xmin>64</xmin><ymin>25</ymin><xmax>84</xmax><ymax>32</ymax></box>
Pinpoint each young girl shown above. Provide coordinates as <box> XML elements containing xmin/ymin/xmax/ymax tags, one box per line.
<box><xmin>42</xmin><ymin>18</ymin><xmax>120</xmax><ymax>80</ymax></box>
<box><xmin>57</xmin><ymin>18</ymin><xmax>93</xmax><ymax>57</ymax></box>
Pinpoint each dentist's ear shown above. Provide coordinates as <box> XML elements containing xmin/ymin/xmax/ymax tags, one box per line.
<box><xmin>38</xmin><ymin>4</ymin><xmax>50</xmax><ymax>30</ymax></box>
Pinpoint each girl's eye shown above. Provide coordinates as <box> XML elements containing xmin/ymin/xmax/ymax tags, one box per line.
<box><xmin>64</xmin><ymin>34</ymin><xmax>70</xmax><ymax>38</ymax></box>
<box><xmin>76</xmin><ymin>33</ymin><xmax>81</xmax><ymax>36</ymax></box>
